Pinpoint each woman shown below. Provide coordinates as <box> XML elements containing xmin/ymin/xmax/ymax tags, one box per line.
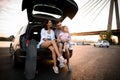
<box><xmin>37</xmin><ymin>20</ymin><xmax>65</xmax><ymax>74</ymax></box>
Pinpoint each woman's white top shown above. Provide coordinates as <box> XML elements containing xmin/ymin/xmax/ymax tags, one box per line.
<box><xmin>37</xmin><ymin>28</ymin><xmax>55</xmax><ymax>48</ymax></box>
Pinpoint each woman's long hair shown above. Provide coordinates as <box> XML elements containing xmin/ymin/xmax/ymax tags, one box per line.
<box><xmin>43</xmin><ymin>20</ymin><xmax>53</xmax><ymax>30</ymax></box>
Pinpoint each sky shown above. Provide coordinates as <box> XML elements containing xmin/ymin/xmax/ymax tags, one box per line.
<box><xmin>62</xmin><ymin>0</ymin><xmax>120</xmax><ymax>33</ymax></box>
<box><xmin>0</xmin><ymin>0</ymin><xmax>120</xmax><ymax>37</ymax></box>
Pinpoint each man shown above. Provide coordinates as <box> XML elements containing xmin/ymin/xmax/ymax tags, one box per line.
<box><xmin>54</xmin><ymin>21</ymin><xmax>62</xmax><ymax>38</ymax></box>
<box><xmin>55</xmin><ymin>22</ymin><xmax>72</xmax><ymax>71</ymax></box>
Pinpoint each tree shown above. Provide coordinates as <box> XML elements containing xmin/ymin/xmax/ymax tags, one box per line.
<box><xmin>9</xmin><ymin>35</ymin><xmax>15</xmax><ymax>41</ymax></box>
<box><xmin>99</xmin><ymin>32</ymin><xmax>112</xmax><ymax>43</ymax></box>
<box><xmin>99</xmin><ymin>32</ymin><xmax>107</xmax><ymax>40</ymax></box>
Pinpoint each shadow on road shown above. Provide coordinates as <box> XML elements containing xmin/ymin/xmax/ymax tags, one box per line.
<box><xmin>0</xmin><ymin>47</ymin><xmax>72</xmax><ymax>80</ymax></box>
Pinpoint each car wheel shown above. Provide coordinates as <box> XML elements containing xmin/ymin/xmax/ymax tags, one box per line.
<box><xmin>25</xmin><ymin>39</ymin><xmax>37</xmax><ymax>80</ymax></box>
<box><xmin>9</xmin><ymin>43</ymin><xmax>14</xmax><ymax>56</ymax></box>
<box><xmin>100</xmin><ymin>45</ymin><xmax>103</xmax><ymax>48</ymax></box>
<box><xmin>12</xmin><ymin>50</ymin><xmax>25</xmax><ymax>68</ymax></box>
<box><xmin>12</xmin><ymin>53</ymin><xmax>19</xmax><ymax>67</ymax></box>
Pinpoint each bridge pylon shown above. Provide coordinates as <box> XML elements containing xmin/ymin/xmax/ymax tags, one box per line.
<box><xmin>107</xmin><ymin>0</ymin><xmax>120</xmax><ymax>44</ymax></box>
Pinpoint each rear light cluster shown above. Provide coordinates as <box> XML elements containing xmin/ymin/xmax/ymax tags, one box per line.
<box><xmin>26</xmin><ymin>39</ymin><xmax>29</xmax><ymax>47</ymax></box>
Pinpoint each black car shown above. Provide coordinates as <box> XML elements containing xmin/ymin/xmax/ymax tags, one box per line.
<box><xmin>9</xmin><ymin>0</ymin><xmax>78</xmax><ymax>76</ymax></box>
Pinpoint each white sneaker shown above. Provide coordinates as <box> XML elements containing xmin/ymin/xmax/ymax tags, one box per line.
<box><xmin>37</xmin><ymin>43</ymin><xmax>40</xmax><ymax>48</ymax></box>
<box><xmin>69</xmin><ymin>47</ymin><xmax>73</xmax><ymax>50</ymax></box>
<box><xmin>53</xmin><ymin>66</ymin><xmax>59</xmax><ymax>74</ymax></box>
<box><xmin>59</xmin><ymin>62</ymin><xmax>65</xmax><ymax>68</ymax></box>
<box><xmin>57</xmin><ymin>56</ymin><xmax>65</xmax><ymax>63</ymax></box>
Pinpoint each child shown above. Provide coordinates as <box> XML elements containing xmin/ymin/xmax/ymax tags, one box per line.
<box><xmin>57</xmin><ymin>25</ymin><xmax>72</xmax><ymax>71</ymax></box>
<box><xmin>58</xmin><ymin>26</ymin><xmax>72</xmax><ymax>51</ymax></box>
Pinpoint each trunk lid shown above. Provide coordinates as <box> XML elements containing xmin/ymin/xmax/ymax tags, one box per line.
<box><xmin>22</xmin><ymin>0</ymin><xmax>78</xmax><ymax>22</ymax></box>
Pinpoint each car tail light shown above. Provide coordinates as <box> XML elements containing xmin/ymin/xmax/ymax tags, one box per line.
<box><xmin>26</xmin><ymin>39</ymin><xmax>29</xmax><ymax>47</ymax></box>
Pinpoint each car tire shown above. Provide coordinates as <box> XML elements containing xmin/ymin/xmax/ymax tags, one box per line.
<box><xmin>100</xmin><ymin>45</ymin><xmax>103</xmax><ymax>48</ymax></box>
<box><xmin>9</xmin><ymin>43</ymin><xmax>14</xmax><ymax>56</ymax></box>
<box><xmin>25</xmin><ymin>39</ymin><xmax>37</xmax><ymax>80</ymax></box>
<box><xmin>12</xmin><ymin>53</ymin><xmax>20</xmax><ymax>67</ymax></box>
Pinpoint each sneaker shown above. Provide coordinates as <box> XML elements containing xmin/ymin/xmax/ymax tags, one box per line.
<box><xmin>67</xmin><ymin>64</ymin><xmax>72</xmax><ymax>72</ymax></box>
<box><xmin>37</xmin><ymin>44</ymin><xmax>40</xmax><ymax>48</ymax></box>
<box><xmin>57</xmin><ymin>56</ymin><xmax>65</xmax><ymax>63</ymax></box>
<box><xmin>53</xmin><ymin>66</ymin><xmax>59</xmax><ymax>74</ymax></box>
<box><xmin>59</xmin><ymin>62</ymin><xmax>65</xmax><ymax>68</ymax></box>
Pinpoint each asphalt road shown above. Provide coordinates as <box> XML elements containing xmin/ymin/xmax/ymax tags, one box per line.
<box><xmin>0</xmin><ymin>42</ymin><xmax>120</xmax><ymax>80</ymax></box>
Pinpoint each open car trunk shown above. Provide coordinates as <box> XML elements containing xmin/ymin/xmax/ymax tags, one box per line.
<box><xmin>22</xmin><ymin>0</ymin><xmax>78</xmax><ymax>22</ymax></box>
<box><xmin>26</xmin><ymin>23</ymin><xmax>73</xmax><ymax>59</ymax></box>
<box><xmin>28</xmin><ymin>24</ymin><xmax>42</xmax><ymax>41</ymax></box>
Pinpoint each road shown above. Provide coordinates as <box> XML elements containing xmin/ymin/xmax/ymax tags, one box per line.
<box><xmin>0</xmin><ymin>42</ymin><xmax>120</xmax><ymax>80</ymax></box>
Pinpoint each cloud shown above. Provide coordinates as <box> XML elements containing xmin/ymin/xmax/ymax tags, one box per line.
<box><xmin>0</xmin><ymin>0</ymin><xmax>28</xmax><ymax>36</ymax></box>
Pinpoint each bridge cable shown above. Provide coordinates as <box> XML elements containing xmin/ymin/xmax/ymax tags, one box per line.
<box><xmin>79</xmin><ymin>0</ymin><xmax>93</xmax><ymax>10</ymax></box>
<box><xmin>92</xmin><ymin>0</ymin><xmax>110</xmax><ymax>22</ymax></box>
<box><xmin>83</xmin><ymin>0</ymin><xmax>99</xmax><ymax>12</ymax></box>
<box><xmin>85</xmin><ymin>0</ymin><xmax>103</xmax><ymax>16</ymax></box>
<box><xmin>90</xmin><ymin>0</ymin><xmax>107</xmax><ymax>17</ymax></box>
<box><xmin>80</xmin><ymin>0</ymin><xmax>95</xmax><ymax>12</ymax></box>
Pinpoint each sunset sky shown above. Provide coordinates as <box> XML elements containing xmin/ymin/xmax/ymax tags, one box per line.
<box><xmin>0</xmin><ymin>0</ymin><xmax>120</xmax><ymax>37</ymax></box>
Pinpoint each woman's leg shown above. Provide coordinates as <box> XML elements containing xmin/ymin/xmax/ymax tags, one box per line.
<box><xmin>41</xmin><ymin>40</ymin><xmax>61</xmax><ymax>57</ymax></box>
<box><xmin>48</xmin><ymin>46</ymin><xmax>57</xmax><ymax>67</ymax></box>
<box><xmin>41</xmin><ymin>40</ymin><xmax>65</xmax><ymax>63</ymax></box>
<box><xmin>41</xmin><ymin>41</ymin><xmax>59</xmax><ymax>74</ymax></box>
<box><xmin>50</xmin><ymin>40</ymin><xmax>62</xmax><ymax>57</ymax></box>
<box><xmin>48</xmin><ymin>46</ymin><xmax>59</xmax><ymax>74</ymax></box>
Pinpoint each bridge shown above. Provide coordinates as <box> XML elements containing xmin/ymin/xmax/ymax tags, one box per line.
<box><xmin>71</xmin><ymin>29</ymin><xmax>120</xmax><ymax>36</ymax></box>
<box><xmin>72</xmin><ymin>0</ymin><xmax>120</xmax><ymax>44</ymax></box>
